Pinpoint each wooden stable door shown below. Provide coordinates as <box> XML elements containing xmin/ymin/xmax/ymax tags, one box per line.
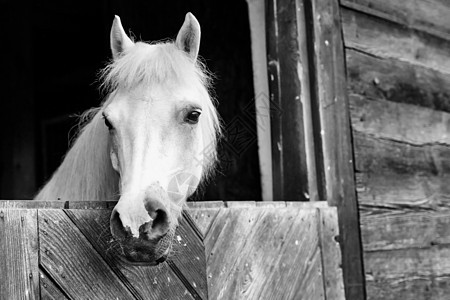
<box><xmin>0</xmin><ymin>200</ymin><xmax>344</xmax><ymax>300</ymax></box>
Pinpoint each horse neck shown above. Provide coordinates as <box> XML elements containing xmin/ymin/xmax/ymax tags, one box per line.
<box><xmin>34</xmin><ymin>110</ymin><xmax>119</xmax><ymax>201</ymax></box>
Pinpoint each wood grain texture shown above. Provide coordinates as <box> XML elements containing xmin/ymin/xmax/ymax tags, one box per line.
<box><xmin>0</xmin><ymin>200</ymin><xmax>66</xmax><ymax>209</ymax></box>
<box><xmin>206</xmin><ymin>206</ymin><xmax>326</xmax><ymax>300</ymax></box>
<box><xmin>350</xmin><ymin>95</ymin><xmax>450</xmax><ymax>146</ymax></box>
<box><xmin>65</xmin><ymin>209</ymin><xmax>197</xmax><ymax>300</ymax></box>
<box><xmin>346</xmin><ymin>49</ymin><xmax>450</xmax><ymax>112</ymax></box>
<box><xmin>171</xmin><ymin>213</ymin><xmax>207</xmax><ymax>299</ymax></box>
<box><xmin>341</xmin><ymin>7</ymin><xmax>450</xmax><ymax>75</ymax></box>
<box><xmin>365</xmin><ymin>246</ymin><xmax>450</xmax><ymax>300</ymax></box>
<box><xmin>361</xmin><ymin>209</ymin><xmax>450</xmax><ymax>252</ymax></box>
<box><xmin>350</xmin><ymin>94</ymin><xmax>450</xmax><ymax>204</ymax></box>
<box><xmin>66</xmin><ymin>201</ymin><xmax>117</xmax><ymax>209</ymax></box>
<box><xmin>319</xmin><ymin>207</ymin><xmax>345</xmax><ymax>300</ymax></box>
<box><xmin>308</xmin><ymin>0</ymin><xmax>366</xmax><ymax>298</ymax></box>
<box><xmin>0</xmin><ymin>209</ymin><xmax>39</xmax><ymax>300</ymax></box>
<box><xmin>366</xmin><ymin>273</ymin><xmax>450</xmax><ymax>300</ymax></box>
<box><xmin>350</xmin><ymin>77</ymin><xmax>450</xmax><ymax>204</ymax></box>
<box><xmin>38</xmin><ymin>209</ymin><xmax>137</xmax><ymax>300</ymax></box>
<box><xmin>184</xmin><ymin>208</ymin><xmax>220</xmax><ymax>237</ymax></box>
<box><xmin>353</xmin><ymin>130</ymin><xmax>450</xmax><ymax>204</ymax></box>
<box><xmin>0</xmin><ymin>202</ymin><xmax>344</xmax><ymax>299</ymax></box>
<box><xmin>341</xmin><ymin>0</ymin><xmax>450</xmax><ymax>41</ymax></box>
<box><xmin>39</xmin><ymin>269</ymin><xmax>69</xmax><ymax>300</ymax></box>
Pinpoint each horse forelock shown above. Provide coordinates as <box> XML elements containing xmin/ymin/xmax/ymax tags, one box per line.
<box><xmin>100</xmin><ymin>40</ymin><xmax>221</xmax><ymax>180</ymax></box>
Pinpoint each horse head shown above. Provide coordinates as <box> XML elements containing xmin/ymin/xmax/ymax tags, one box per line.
<box><xmin>102</xmin><ymin>13</ymin><xmax>219</xmax><ymax>265</ymax></box>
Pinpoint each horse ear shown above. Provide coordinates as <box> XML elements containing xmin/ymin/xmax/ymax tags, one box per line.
<box><xmin>110</xmin><ymin>15</ymin><xmax>134</xmax><ymax>60</ymax></box>
<box><xmin>176</xmin><ymin>13</ymin><xmax>201</xmax><ymax>62</ymax></box>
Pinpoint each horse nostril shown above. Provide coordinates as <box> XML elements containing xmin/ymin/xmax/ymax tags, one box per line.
<box><xmin>152</xmin><ymin>208</ymin><xmax>169</xmax><ymax>233</ymax></box>
<box><xmin>110</xmin><ymin>209</ymin><xmax>130</xmax><ymax>240</ymax></box>
<box><xmin>140</xmin><ymin>200</ymin><xmax>170</xmax><ymax>240</ymax></box>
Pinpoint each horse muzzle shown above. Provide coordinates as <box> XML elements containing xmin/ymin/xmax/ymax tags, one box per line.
<box><xmin>109</xmin><ymin>197</ymin><xmax>175</xmax><ymax>265</ymax></box>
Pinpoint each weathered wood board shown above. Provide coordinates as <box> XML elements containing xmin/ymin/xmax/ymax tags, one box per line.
<box><xmin>0</xmin><ymin>201</ymin><xmax>345</xmax><ymax>300</ymax></box>
<box><xmin>341</xmin><ymin>0</ymin><xmax>450</xmax><ymax>41</ymax></box>
<box><xmin>361</xmin><ymin>207</ymin><xmax>450</xmax><ymax>300</ymax></box>
<box><xmin>341</xmin><ymin>0</ymin><xmax>450</xmax><ymax>299</ymax></box>
<box><xmin>346</xmin><ymin>49</ymin><xmax>450</xmax><ymax>112</ymax></box>
<box><xmin>341</xmin><ymin>7</ymin><xmax>450</xmax><ymax>75</ymax></box>
<box><xmin>0</xmin><ymin>209</ymin><xmax>39</xmax><ymax>300</ymax></box>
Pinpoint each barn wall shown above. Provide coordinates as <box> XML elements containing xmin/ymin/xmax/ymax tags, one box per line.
<box><xmin>340</xmin><ymin>1</ymin><xmax>450</xmax><ymax>299</ymax></box>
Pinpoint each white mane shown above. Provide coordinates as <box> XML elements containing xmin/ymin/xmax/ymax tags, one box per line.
<box><xmin>35</xmin><ymin>41</ymin><xmax>220</xmax><ymax>201</ymax></box>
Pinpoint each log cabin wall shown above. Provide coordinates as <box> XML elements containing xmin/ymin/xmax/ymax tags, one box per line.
<box><xmin>340</xmin><ymin>1</ymin><xmax>450</xmax><ymax>299</ymax></box>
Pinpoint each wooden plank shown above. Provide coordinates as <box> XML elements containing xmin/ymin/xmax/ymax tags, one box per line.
<box><xmin>206</xmin><ymin>206</ymin><xmax>326</xmax><ymax>300</ymax></box>
<box><xmin>0</xmin><ymin>209</ymin><xmax>39</xmax><ymax>300</ymax></box>
<box><xmin>186</xmin><ymin>201</ymin><xmax>224</xmax><ymax>209</ymax></box>
<box><xmin>65</xmin><ymin>209</ymin><xmax>197</xmax><ymax>300</ymax></box>
<box><xmin>66</xmin><ymin>201</ymin><xmax>117</xmax><ymax>209</ymax></box>
<box><xmin>286</xmin><ymin>201</ymin><xmax>330</xmax><ymax>209</ymax></box>
<box><xmin>224</xmin><ymin>201</ymin><xmax>256</xmax><ymax>208</ymax></box>
<box><xmin>353</xmin><ymin>130</ymin><xmax>450</xmax><ymax>204</ymax></box>
<box><xmin>361</xmin><ymin>209</ymin><xmax>450</xmax><ymax>252</ymax></box>
<box><xmin>366</xmin><ymin>276</ymin><xmax>450</xmax><ymax>300</ymax></box>
<box><xmin>350</xmin><ymin>95</ymin><xmax>450</xmax><ymax>145</ymax></box>
<box><xmin>350</xmin><ymin>95</ymin><xmax>450</xmax><ymax>204</ymax></box>
<box><xmin>170</xmin><ymin>213</ymin><xmax>207</xmax><ymax>299</ymax></box>
<box><xmin>245</xmin><ymin>0</ymin><xmax>274</xmax><ymax>202</ymax></box>
<box><xmin>319</xmin><ymin>207</ymin><xmax>345</xmax><ymax>300</ymax></box>
<box><xmin>205</xmin><ymin>208</ymin><xmax>257</xmax><ymax>294</ymax></box>
<box><xmin>40</xmin><ymin>269</ymin><xmax>70</xmax><ymax>300</ymax></box>
<box><xmin>185</xmin><ymin>208</ymin><xmax>221</xmax><ymax>237</ymax></box>
<box><xmin>38</xmin><ymin>209</ymin><xmax>137</xmax><ymax>300</ymax></box>
<box><xmin>0</xmin><ymin>200</ymin><xmax>66</xmax><ymax>209</ymax></box>
<box><xmin>341</xmin><ymin>7</ymin><xmax>450</xmax><ymax>75</ymax></box>
<box><xmin>266</xmin><ymin>0</ymin><xmax>310</xmax><ymax>201</ymax></box>
<box><xmin>341</xmin><ymin>0</ymin><xmax>450</xmax><ymax>41</ymax></box>
<box><xmin>346</xmin><ymin>49</ymin><xmax>450</xmax><ymax>113</ymax></box>
<box><xmin>308</xmin><ymin>0</ymin><xmax>366</xmax><ymax>298</ymax></box>
<box><xmin>255</xmin><ymin>201</ymin><xmax>286</xmax><ymax>208</ymax></box>
<box><xmin>364</xmin><ymin>246</ymin><xmax>450</xmax><ymax>300</ymax></box>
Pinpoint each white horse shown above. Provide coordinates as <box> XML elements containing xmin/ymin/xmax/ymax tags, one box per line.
<box><xmin>35</xmin><ymin>13</ymin><xmax>221</xmax><ymax>265</ymax></box>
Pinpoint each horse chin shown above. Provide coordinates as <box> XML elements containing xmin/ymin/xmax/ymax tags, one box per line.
<box><xmin>117</xmin><ymin>227</ymin><xmax>175</xmax><ymax>266</ymax></box>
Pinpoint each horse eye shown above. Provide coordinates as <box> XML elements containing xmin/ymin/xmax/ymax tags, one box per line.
<box><xmin>102</xmin><ymin>114</ymin><xmax>114</xmax><ymax>130</ymax></box>
<box><xmin>185</xmin><ymin>110</ymin><xmax>201</xmax><ymax>124</ymax></box>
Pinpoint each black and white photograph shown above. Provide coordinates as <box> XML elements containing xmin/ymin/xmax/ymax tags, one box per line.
<box><xmin>1</xmin><ymin>0</ymin><xmax>449</xmax><ymax>299</ymax></box>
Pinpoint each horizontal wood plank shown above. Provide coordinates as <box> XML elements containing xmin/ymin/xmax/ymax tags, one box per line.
<box><xmin>350</xmin><ymin>95</ymin><xmax>450</xmax><ymax>146</ymax></box>
<box><xmin>341</xmin><ymin>0</ymin><xmax>450</xmax><ymax>41</ymax></box>
<box><xmin>365</xmin><ymin>246</ymin><xmax>450</xmax><ymax>300</ymax></box>
<box><xmin>353</xmin><ymin>130</ymin><xmax>450</xmax><ymax>204</ymax></box>
<box><xmin>341</xmin><ymin>7</ymin><xmax>450</xmax><ymax>74</ymax></box>
<box><xmin>366</xmin><ymin>275</ymin><xmax>450</xmax><ymax>300</ymax></box>
<box><xmin>0</xmin><ymin>200</ymin><xmax>66</xmax><ymax>209</ymax></box>
<box><xmin>346</xmin><ymin>49</ymin><xmax>450</xmax><ymax>113</ymax></box>
<box><xmin>0</xmin><ymin>209</ymin><xmax>39</xmax><ymax>300</ymax></box>
<box><xmin>361</xmin><ymin>209</ymin><xmax>450</xmax><ymax>252</ymax></box>
<box><xmin>186</xmin><ymin>201</ymin><xmax>225</xmax><ymax>209</ymax></box>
